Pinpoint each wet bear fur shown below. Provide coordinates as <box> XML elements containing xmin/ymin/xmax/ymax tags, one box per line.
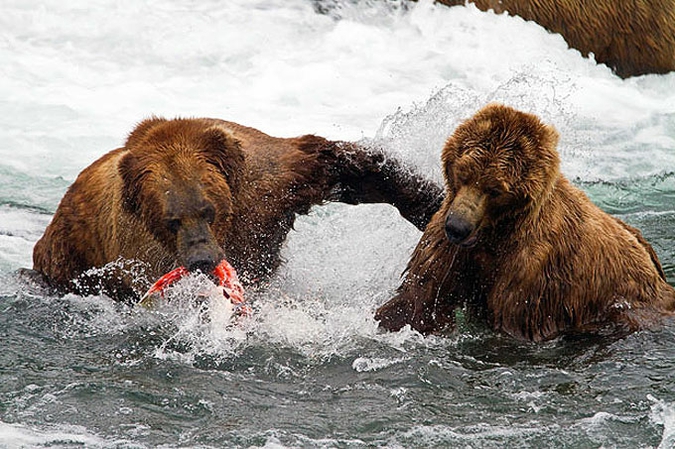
<box><xmin>375</xmin><ymin>103</ymin><xmax>675</xmax><ymax>341</ymax></box>
<box><xmin>32</xmin><ymin>117</ymin><xmax>443</xmax><ymax>301</ymax></box>
<box><xmin>425</xmin><ymin>0</ymin><xmax>675</xmax><ymax>78</ymax></box>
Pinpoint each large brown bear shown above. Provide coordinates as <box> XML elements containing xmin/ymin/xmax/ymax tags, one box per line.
<box><xmin>375</xmin><ymin>103</ymin><xmax>675</xmax><ymax>341</ymax></box>
<box><xmin>417</xmin><ymin>0</ymin><xmax>675</xmax><ymax>78</ymax></box>
<box><xmin>32</xmin><ymin>117</ymin><xmax>443</xmax><ymax>301</ymax></box>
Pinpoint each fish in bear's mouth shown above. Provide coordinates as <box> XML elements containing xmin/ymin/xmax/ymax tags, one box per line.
<box><xmin>138</xmin><ymin>259</ymin><xmax>251</xmax><ymax>316</ymax></box>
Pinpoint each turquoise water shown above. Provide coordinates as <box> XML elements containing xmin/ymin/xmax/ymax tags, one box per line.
<box><xmin>3</xmin><ymin>271</ymin><xmax>675</xmax><ymax>447</ymax></box>
<box><xmin>1</xmin><ymin>0</ymin><xmax>675</xmax><ymax>447</ymax></box>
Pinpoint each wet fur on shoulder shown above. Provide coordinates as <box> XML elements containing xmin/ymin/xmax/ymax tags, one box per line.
<box><xmin>376</xmin><ymin>103</ymin><xmax>675</xmax><ymax>341</ymax></box>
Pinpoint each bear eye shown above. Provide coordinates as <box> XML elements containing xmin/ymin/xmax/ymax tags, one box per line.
<box><xmin>454</xmin><ymin>170</ymin><xmax>470</xmax><ymax>185</ymax></box>
<box><xmin>200</xmin><ymin>205</ymin><xmax>216</xmax><ymax>225</ymax></box>
<box><xmin>165</xmin><ymin>218</ymin><xmax>181</xmax><ymax>234</ymax></box>
<box><xmin>487</xmin><ymin>187</ymin><xmax>502</xmax><ymax>199</ymax></box>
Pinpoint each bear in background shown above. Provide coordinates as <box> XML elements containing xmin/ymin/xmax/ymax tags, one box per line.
<box><xmin>32</xmin><ymin>117</ymin><xmax>443</xmax><ymax>301</ymax></box>
<box><xmin>375</xmin><ymin>103</ymin><xmax>675</xmax><ymax>341</ymax></box>
<box><xmin>422</xmin><ymin>0</ymin><xmax>675</xmax><ymax>78</ymax></box>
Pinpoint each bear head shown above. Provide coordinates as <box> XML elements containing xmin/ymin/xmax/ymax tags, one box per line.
<box><xmin>118</xmin><ymin>117</ymin><xmax>245</xmax><ymax>274</ymax></box>
<box><xmin>441</xmin><ymin>104</ymin><xmax>560</xmax><ymax>247</ymax></box>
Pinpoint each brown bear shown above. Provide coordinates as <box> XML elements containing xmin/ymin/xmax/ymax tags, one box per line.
<box><xmin>375</xmin><ymin>103</ymin><xmax>675</xmax><ymax>341</ymax></box>
<box><xmin>416</xmin><ymin>0</ymin><xmax>675</xmax><ymax>78</ymax></box>
<box><xmin>32</xmin><ymin>117</ymin><xmax>443</xmax><ymax>301</ymax></box>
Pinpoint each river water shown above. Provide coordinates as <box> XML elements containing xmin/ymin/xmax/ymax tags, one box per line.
<box><xmin>1</xmin><ymin>0</ymin><xmax>675</xmax><ymax>447</ymax></box>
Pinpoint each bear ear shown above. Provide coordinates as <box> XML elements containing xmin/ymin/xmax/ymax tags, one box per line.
<box><xmin>200</xmin><ymin>126</ymin><xmax>246</xmax><ymax>192</ymax></box>
<box><xmin>125</xmin><ymin>116</ymin><xmax>167</xmax><ymax>149</ymax></box>
<box><xmin>541</xmin><ymin>123</ymin><xmax>560</xmax><ymax>151</ymax></box>
<box><xmin>525</xmin><ymin>123</ymin><xmax>561</xmax><ymax>204</ymax></box>
<box><xmin>536</xmin><ymin>123</ymin><xmax>561</xmax><ymax>171</ymax></box>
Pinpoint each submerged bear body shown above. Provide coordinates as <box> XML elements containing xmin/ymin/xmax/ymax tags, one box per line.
<box><xmin>376</xmin><ymin>104</ymin><xmax>675</xmax><ymax>341</ymax></box>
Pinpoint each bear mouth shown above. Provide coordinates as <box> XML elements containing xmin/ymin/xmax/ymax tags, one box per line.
<box><xmin>458</xmin><ymin>232</ymin><xmax>479</xmax><ymax>248</ymax></box>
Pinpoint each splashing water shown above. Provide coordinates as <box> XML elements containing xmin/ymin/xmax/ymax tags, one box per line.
<box><xmin>141</xmin><ymin>273</ymin><xmax>251</xmax><ymax>362</ymax></box>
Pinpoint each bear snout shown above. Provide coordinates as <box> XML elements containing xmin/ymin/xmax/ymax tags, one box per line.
<box><xmin>186</xmin><ymin>251</ymin><xmax>220</xmax><ymax>275</ymax></box>
<box><xmin>445</xmin><ymin>212</ymin><xmax>477</xmax><ymax>246</ymax></box>
<box><xmin>177</xmin><ymin>221</ymin><xmax>224</xmax><ymax>275</ymax></box>
<box><xmin>444</xmin><ymin>187</ymin><xmax>486</xmax><ymax>247</ymax></box>
<box><xmin>184</xmin><ymin>242</ymin><xmax>223</xmax><ymax>274</ymax></box>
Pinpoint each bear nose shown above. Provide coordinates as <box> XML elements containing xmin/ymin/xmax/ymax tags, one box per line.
<box><xmin>445</xmin><ymin>212</ymin><xmax>475</xmax><ymax>245</ymax></box>
<box><xmin>179</xmin><ymin>223</ymin><xmax>224</xmax><ymax>274</ymax></box>
<box><xmin>186</xmin><ymin>251</ymin><xmax>219</xmax><ymax>275</ymax></box>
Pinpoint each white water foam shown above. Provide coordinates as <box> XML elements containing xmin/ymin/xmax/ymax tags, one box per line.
<box><xmin>649</xmin><ymin>395</ymin><xmax>675</xmax><ymax>449</ymax></box>
<box><xmin>137</xmin><ymin>273</ymin><xmax>251</xmax><ymax>361</ymax></box>
<box><xmin>392</xmin><ymin>422</ymin><xmax>551</xmax><ymax>447</ymax></box>
<box><xmin>0</xmin><ymin>420</ymin><xmax>143</xmax><ymax>449</ymax></box>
